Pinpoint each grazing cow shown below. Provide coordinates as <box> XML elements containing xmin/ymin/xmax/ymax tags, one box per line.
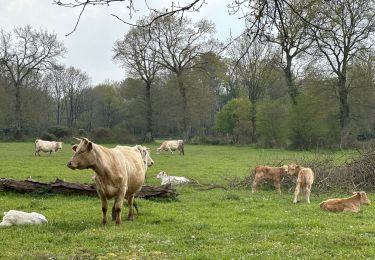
<box><xmin>288</xmin><ymin>164</ymin><xmax>314</xmax><ymax>204</ymax></box>
<box><xmin>67</xmin><ymin>137</ymin><xmax>146</xmax><ymax>225</ymax></box>
<box><xmin>156</xmin><ymin>140</ymin><xmax>184</xmax><ymax>155</ymax></box>
<box><xmin>0</xmin><ymin>210</ymin><xmax>48</xmax><ymax>226</ymax></box>
<box><xmin>251</xmin><ymin>165</ymin><xmax>289</xmax><ymax>194</ymax></box>
<box><xmin>116</xmin><ymin>145</ymin><xmax>154</xmax><ymax>170</ymax></box>
<box><xmin>320</xmin><ymin>191</ymin><xmax>371</xmax><ymax>213</ymax></box>
<box><xmin>156</xmin><ymin>171</ymin><xmax>190</xmax><ymax>186</ymax></box>
<box><xmin>35</xmin><ymin>139</ymin><xmax>63</xmax><ymax>156</ymax></box>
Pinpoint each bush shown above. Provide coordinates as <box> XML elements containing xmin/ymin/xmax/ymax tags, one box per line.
<box><xmin>93</xmin><ymin>127</ymin><xmax>113</xmax><ymax>142</ymax></box>
<box><xmin>190</xmin><ymin>135</ymin><xmax>226</xmax><ymax>145</ymax></box>
<box><xmin>40</xmin><ymin>132</ymin><xmax>57</xmax><ymax>141</ymax></box>
<box><xmin>48</xmin><ymin>126</ymin><xmax>72</xmax><ymax>138</ymax></box>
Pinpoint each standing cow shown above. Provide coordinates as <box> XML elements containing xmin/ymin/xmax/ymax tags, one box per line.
<box><xmin>35</xmin><ymin>139</ymin><xmax>63</xmax><ymax>156</ymax></box>
<box><xmin>288</xmin><ymin>164</ymin><xmax>314</xmax><ymax>204</ymax></box>
<box><xmin>251</xmin><ymin>165</ymin><xmax>289</xmax><ymax>194</ymax></box>
<box><xmin>67</xmin><ymin>137</ymin><xmax>147</xmax><ymax>225</ymax></box>
<box><xmin>156</xmin><ymin>140</ymin><xmax>184</xmax><ymax>155</ymax></box>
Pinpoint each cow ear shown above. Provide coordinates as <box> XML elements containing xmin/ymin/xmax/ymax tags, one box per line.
<box><xmin>87</xmin><ymin>142</ymin><xmax>93</xmax><ymax>151</ymax></box>
<box><xmin>72</xmin><ymin>144</ymin><xmax>78</xmax><ymax>152</ymax></box>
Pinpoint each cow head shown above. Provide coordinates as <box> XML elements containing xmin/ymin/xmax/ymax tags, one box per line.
<box><xmin>67</xmin><ymin>137</ymin><xmax>95</xmax><ymax>170</ymax></box>
<box><xmin>156</xmin><ymin>171</ymin><xmax>167</xmax><ymax>179</ymax></box>
<box><xmin>57</xmin><ymin>142</ymin><xmax>63</xmax><ymax>150</ymax></box>
<box><xmin>135</xmin><ymin>145</ymin><xmax>154</xmax><ymax>168</ymax></box>
<box><xmin>281</xmin><ymin>164</ymin><xmax>289</xmax><ymax>173</ymax></box>
<box><xmin>287</xmin><ymin>164</ymin><xmax>300</xmax><ymax>176</ymax></box>
<box><xmin>353</xmin><ymin>191</ymin><xmax>371</xmax><ymax>205</ymax></box>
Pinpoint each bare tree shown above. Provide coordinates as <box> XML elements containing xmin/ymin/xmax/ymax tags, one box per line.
<box><xmin>63</xmin><ymin>66</ymin><xmax>90</xmax><ymax>128</ymax></box>
<box><xmin>151</xmin><ymin>14</ymin><xmax>215</xmax><ymax>140</ymax></box>
<box><xmin>44</xmin><ymin>65</ymin><xmax>66</xmax><ymax>125</ymax></box>
<box><xmin>0</xmin><ymin>25</ymin><xmax>66</xmax><ymax>130</ymax></box>
<box><xmin>230</xmin><ymin>36</ymin><xmax>270</xmax><ymax>142</ymax></box>
<box><xmin>310</xmin><ymin>0</ymin><xmax>375</xmax><ymax>148</ymax></box>
<box><xmin>253</xmin><ymin>0</ymin><xmax>315</xmax><ymax>105</ymax></box>
<box><xmin>113</xmin><ymin>18</ymin><xmax>160</xmax><ymax>142</ymax></box>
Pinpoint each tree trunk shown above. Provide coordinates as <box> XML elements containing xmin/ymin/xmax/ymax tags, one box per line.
<box><xmin>144</xmin><ymin>82</ymin><xmax>154</xmax><ymax>143</ymax></box>
<box><xmin>0</xmin><ymin>177</ymin><xmax>179</xmax><ymax>199</ymax></box>
<box><xmin>250</xmin><ymin>101</ymin><xmax>257</xmax><ymax>143</ymax></box>
<box><xmin>338</xmin><ymin>76</ymin><xmax>350</xmax><ymax>148</ymax></box>
<box><xmin>284</xmin><ymin>55</ymin><xmax>298</xmax><ymax>105</ymax></box>
<box><xmin>177</xmin><ymin>74</ymin><xmax>190</xmax><ymax>141</ymax></box>
<box><xmin>14</xmin><ymin>84</ymin><xmax>22</xmax><ymax>129</ymax></box>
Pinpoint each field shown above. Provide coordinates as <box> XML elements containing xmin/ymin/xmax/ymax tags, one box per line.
<box><xmin>0</xmin><ymin>142</ymin><xmax>374</xmax><ymax>259</ymax></box>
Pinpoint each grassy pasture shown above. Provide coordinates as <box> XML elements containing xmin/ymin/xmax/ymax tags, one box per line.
<box><xmin>0</xmin><ymin>142</ymin><xmax>374</xmax><ymax>259</ymax></box>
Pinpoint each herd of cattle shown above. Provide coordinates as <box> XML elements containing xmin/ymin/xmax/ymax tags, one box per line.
<box><xmin>30</xmin><ymin>138</ymin><xmax>371</xmax><ymax>226</ymax></box>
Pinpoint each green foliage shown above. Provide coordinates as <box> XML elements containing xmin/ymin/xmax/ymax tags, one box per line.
<box><xmin>256</xmin><ymin>98</ymin><xmax>290</xmax><ymax>148</ymax></box>
<box><xmin>47</xmin><ymin>125</ymin><xmax>72</xmax><ymax>139</ymax></box>
<box><xmin>215</xmin><ymin>98</ymin><xmax>252</xmax><ymax>143</ymax></box>
<box><xmin>289</xmin><ymin>79</ymin><xmax>340</xmax><ymax>150</ymax></box>
<box><xmin>41</xmin><ymin>132</ymin><xmax>57</xmax><ymax>141</ymax></box>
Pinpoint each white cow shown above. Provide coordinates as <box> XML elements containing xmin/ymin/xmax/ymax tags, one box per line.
<box><xmin>156</xmin><ymin>140</ymin><xmax>184</xmax><ymax>155</ymax></box>
<box><xmin>156</xmin><ymin>171</ymin><xmax>190</xmax><ymax>186</ymax></box>
<box><xmin>35</xmin><ymin>139</ymin><xmax>63</xmax><ymax>156</ymax></box>
<box><xmin>0</xmin><ymin>210</ymin><xmax>48</xmax><ymax>226</ymax></box>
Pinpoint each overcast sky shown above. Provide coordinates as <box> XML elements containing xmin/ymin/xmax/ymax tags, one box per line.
<box><xmin>0</xmin><ymin>0</ymin><xmax>245</xmax><ymax>85</ymax></box>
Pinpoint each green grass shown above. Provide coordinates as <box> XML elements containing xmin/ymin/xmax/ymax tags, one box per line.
<box><xmin>0</xmin><ymin>142</ymin><xmax>374</xmax><ymax>259</ymax></box>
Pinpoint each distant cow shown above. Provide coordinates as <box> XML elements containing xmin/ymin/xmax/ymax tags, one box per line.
<box><xmin>320</xmin><ymin>191</ymin><xmax>371</xmax><ymax>213</ymax></box>
<box><xmin>251</xmin><ymin>165</ymin><xmax>289</xmax><ymax>194</ymax></box>
<box><xmin>288</xmin><ymin>164</ymin><xmax>314</xmax><ymax>204</ymax></box>
<box><xmin>0</xmin><ymin>210</ymin><xmax>48</xmax><ymax>226</ymax></box>
<box><xmin>156</xmin><ymin>140</ymin><xmax>184</xmax><ymax>155</ymax></box>
<box><xmin>35</xmin><ymin>139</ymin><xmax>63</xmax><ymax>156</ymax></box>
<box><xmin>156</xmin><ymin>171</ymin><xmax>190</xmax><ymax>186</ymax></box>
<box><xmin>67</xmin><ymin>137</ymin><xmax>146</xmax><ymax>225</ymax></box>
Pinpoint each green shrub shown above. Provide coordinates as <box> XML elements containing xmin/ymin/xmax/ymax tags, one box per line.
<box><xmin>47</xmin><ymin>125</ymin><xmax>72</xmax><ymax>138</ymax></box>
<box><xmin>40</xmin><ymin>132</ymin><xmax>57</xmax><ymax>141</ymax></box>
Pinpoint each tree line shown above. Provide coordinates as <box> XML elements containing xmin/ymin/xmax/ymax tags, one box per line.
<box><xmin>1</xmin><ymin>0</ymin><xmax>375</xmax><ymax>149</ymax></box>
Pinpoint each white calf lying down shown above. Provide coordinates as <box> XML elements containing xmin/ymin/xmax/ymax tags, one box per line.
<box><xmin>0</xmin><ymin>210</ymin><xmax>48</xmax><ymax>226</ymax></box>
<box><xmin>156</xmin><ymin>171</ymin><xmax>190</xmax><ymax>186</ymax></box>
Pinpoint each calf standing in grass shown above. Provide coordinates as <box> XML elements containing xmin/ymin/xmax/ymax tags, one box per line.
<box><xmin>288</xmin><ymin>164</ymin><xmax>314</xmax><ymax>204</ymax></box>
<box><xmin>67</xmin><ymin>137</ymin><xmax>146</xmax><ymax>225</ymax></box>
<box><xmin>320</xmin><ymin>191</ymin><xmax>371</xmax><ymax>212</ymax></box>
<box><xmin>251</xmin><ymin>165</ymin><xmax>289</xmax><ymax>194</ymax></box>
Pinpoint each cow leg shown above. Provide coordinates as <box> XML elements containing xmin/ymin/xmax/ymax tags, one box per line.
<box><xmin>127</xmin><ymin>195</ymin><xmax>135</xmax><ymax>221</ymax></box>
<box><xmin>305</xmin><ymin>184</ymin><xmax>312</xmax><ymax>204</ymax></box>
<box><xmin>99</xmin><ymin>194</ymin><xmax>108</xmax><ymax>225</ymax></box>
<box><xmin>251</xmin><ymin>177</ymin><xmax>259</xmax><ymax>193</ymax></box>
<box><xmin>293</xmin><ymin>183</ymin><xmax>301</xmax><ymax>204</ymax></box>
<box><xmin>114</xmin><ymin>192</ymin><xmax>125</xmax><ymax>225</ymax></box>
<box><xmin>274</xmin><ymin>181</ymin><xmax>281</xmax><ymax>194</ymax></box>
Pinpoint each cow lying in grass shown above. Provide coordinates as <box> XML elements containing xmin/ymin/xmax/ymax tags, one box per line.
<box><xmin>251</xmin><ymin>165</ymin><xmax>289</xmax><ymax>194</ymax></box>
<box><xmin>288</xmin><ymin>164</ymin><xmax>314</xmax><ymax>204</ymax></box>
<box><xmin>320</xmin><ymin>191</ymin><xmax>371</xmax><ymax>212</ymax></box>
<box><xmin>67</xmin><ymin>137</ymin><xmax>147</xmax><ymax>225</ymax></box>
<box><xmin>0</xmin><ymin>210</ymin><xmax>47</xmax><ymax>226</ymax></box>
<box><xmin>156</xmin><ymin>171</ymin><xmax>190</xmax><ymax>186</ymax></box>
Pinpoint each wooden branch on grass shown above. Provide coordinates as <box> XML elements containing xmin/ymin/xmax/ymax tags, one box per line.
<box><xmin>0</xmin><ymin>177</ymin><xmax>178</xmax><ymax>199</ymax></box>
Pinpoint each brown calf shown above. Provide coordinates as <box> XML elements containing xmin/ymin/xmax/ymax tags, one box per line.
<box><xmin>288</xmin><ymin>164</ymin><xmax>314</xmax><ymax>204</ymax></box>
<box><xmin>320</xmin><ymin>191</ymin><xmax>371</xmax><ymax>213</ymax></box>
<box><xmin>252</xmin><ymin>165</ymin><xmax>289</xmax><ymax>194</ymax></box>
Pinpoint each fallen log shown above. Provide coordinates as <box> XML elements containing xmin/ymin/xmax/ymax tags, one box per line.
<box><xmin>0</xmin><ymin>177</ymin><xmax>178</xmax><ymax>199</ymax></box>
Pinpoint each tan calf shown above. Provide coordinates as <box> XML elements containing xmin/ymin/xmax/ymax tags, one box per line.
<box><xmin>288</xmin><ymin>164</ymin><xmax>314</xmax><ymax>204</ymax></box>
<box><xmin>252</xmin><ymin>165</ymin><xmax>289</xmax><ymax>194</ymax></box>
<box><xmin>67</xmin><ymin>137</ymin><xmax>146</xmax><ymax>225</ymax></box>
<box><xmin>320</xmin><ymin>191</ymin><xmax>371</xmax><ymax>213</ymax></box>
